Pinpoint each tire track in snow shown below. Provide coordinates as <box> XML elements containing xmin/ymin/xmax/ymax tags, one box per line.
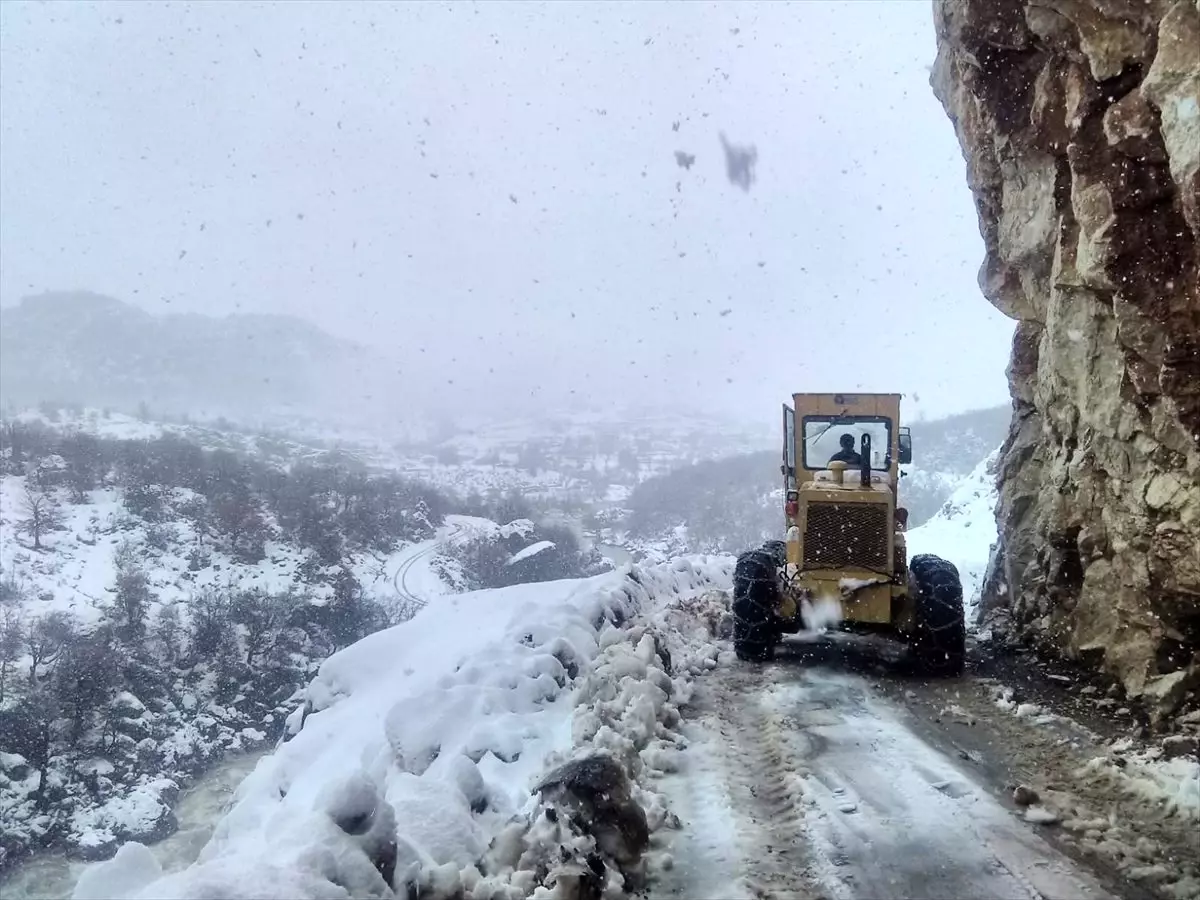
<box><xmin>759</xmin><ymin>664</ymin><xmax>1116</xmax><ymax>900</ymax></box>
<box><xmin>699</xmin><ymin>668</ymin><xmax>824</xmax><ymax>900</ymax></box>
<box><xmin>654</xmin><ymin>655</ymin><xmax>1120</xmax><ymax>900</ymax></box>
<box><xmin>392</xmin><ymin>543</ymin><xmax>437</xmax><ymax>609</ymax></box>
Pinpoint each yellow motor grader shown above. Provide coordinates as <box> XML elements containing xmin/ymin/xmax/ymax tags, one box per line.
<box><xmin>732</xmin><ymin>392</ymin><xmax>965</xmax><ymax>675</ymax></box>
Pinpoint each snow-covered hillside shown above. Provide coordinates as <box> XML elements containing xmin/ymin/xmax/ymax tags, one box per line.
<box><xmin>0</xmin><ymin>403</ymin><xmax>1006</xmax><ymax>896</ymax></box>
<box><xmin>907</xmin><ymin>450</ymin><xmax>1000</xmax><ymax>622</ymax></box>
<box><xmin>0</xmin><ymin>463</ymin><xmax>455</xmax><ymax>866</ymax></box>
<box><xmin>0</xmin><ymin>475</ymin><xmax>440</xmax><ymax>626</ymax></box>
<box><xmin>5</xmin><ymin>404</ymin><xmax>769</xmax><ymax>516</ymax></box>
<box><xmin>72</xmin><ymin>558</ymin><xmax>734</xmax><ymax>900</ymax></box>
<box><xmin>609</xmin><ymin>407</ymin><xmax>1009</xmax><ymax>560</ymax></box>
<box><xmin>0</xmin><ymin>414</ymin><xmax>604</xmax><ymax>869</ymax></box>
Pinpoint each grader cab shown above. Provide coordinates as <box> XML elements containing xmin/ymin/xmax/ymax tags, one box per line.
<box><xmin>732</xmin><ymin>392</ymin><xmax>965</xmax><ymax>675</ymax></box>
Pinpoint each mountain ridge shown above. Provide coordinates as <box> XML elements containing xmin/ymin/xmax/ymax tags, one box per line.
<box><xmin>0</xmin><ymin>291</ymin><xmax>395</xmax><ymax>429</ymax></box>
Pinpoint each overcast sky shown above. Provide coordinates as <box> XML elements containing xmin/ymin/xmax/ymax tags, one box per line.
<box><xmin>0</xmin><ymin>0</ymin><xmax>1014</xmax><ymax>424</ymax></box>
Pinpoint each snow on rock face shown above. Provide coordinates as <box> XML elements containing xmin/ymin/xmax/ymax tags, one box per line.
<box><xmin>69</xmin><ymin>781</ymin><xmax>179</xmax><ymax>860</ymax></box>
<box><xmin>79</xmin><ymin>556</ymin><xmax>733</xmax><ymax>900</ymax></box>
<box><xmin>932</xmin><ymin>0</ymin><xmax>1200</xmax><ymax>720</ymax></box>
<box><xmin>507</xmin><ymin>540</ymin><xmax>557</xmax><ymax>566</ymax></box>
<box><xmin>534</xmin><ymin>753</ymin><xmax>649</xmax><ymax>867</ymax></box>
<box><xmin>906</xmin><ymin>450</ymin><xmax>1000</xmax><ymax>624</ymax></box>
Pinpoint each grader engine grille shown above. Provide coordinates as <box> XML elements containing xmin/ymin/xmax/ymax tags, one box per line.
<box><xmin>803</xmin><ymin>502</ymin><xmax>889</xmax><ymax>571</ymax></box>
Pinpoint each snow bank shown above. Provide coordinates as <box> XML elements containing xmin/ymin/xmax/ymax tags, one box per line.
<box><xmin>77</xmin><ymin>556</ymin><xmax>734</xmax><ymax>900</ymax></box>
<box><xmin>1081</xmin><ymin>739</ymin><xmax>1200</xmax><ymax>822</ymax></box>
<box><xmin>991</xmin><ymin>684</ymin><xmax>1199</xmax><ymax>864</ymax></box>
<box><xmin>906</xmin><ymin>449</ymin><xmax>999</xmax><ymax>621</ymax></box>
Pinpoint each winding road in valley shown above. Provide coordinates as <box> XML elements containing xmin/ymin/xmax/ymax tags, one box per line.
<box><xmin>391</xmin><ymin>542</ymin><xmax>441</xmax><ymax>610</ymax></box>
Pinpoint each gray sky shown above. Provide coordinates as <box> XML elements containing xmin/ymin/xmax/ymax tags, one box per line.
<box><xmin>0</xmin><ymin>0</ymin><xmax>1014</xmax><ymax>424</ymax></box>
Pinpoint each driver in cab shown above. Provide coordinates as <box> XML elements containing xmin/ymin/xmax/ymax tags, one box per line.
<box><xmin>828</xmin><ymin>433</ymin><xmax>862</xmax><ymax>466</ymax></box>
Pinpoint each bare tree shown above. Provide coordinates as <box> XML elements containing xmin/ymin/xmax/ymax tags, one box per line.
<box><xmin>0</xmin><ymin>606</ymin><xmax>23</xmax><ymax>702</ymax></box>
<box><xmin>17</xmin><ymin>485</ymin><xmax>63</xmax><ymax>551</ymax></box>
<box><xmin>26</xmin><ymin>611</ymin><xmax>75</xmax><ymax>684</ymax></box>
<box><xmin>60</xmin><ymin>432</ymin><xmax>102</xmax><ymax>503</ymax></box>
<box><xmin>8</xmin><ymin>686</ymin><xmax>60</xmax><ymax>808</ymax></box>
<box><xmin>231</xmin><ymin>589</ymin><xmax>297</xmax><ymax>667</ymax></box>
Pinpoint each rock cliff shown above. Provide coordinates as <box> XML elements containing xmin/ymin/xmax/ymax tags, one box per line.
<box><xmin>930</xmin><ymin>0</ymin><xmax>1200</xmax><ymax>721</ymax></box>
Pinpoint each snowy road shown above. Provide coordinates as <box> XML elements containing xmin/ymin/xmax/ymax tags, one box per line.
<box><xmin>391</xmin><ymin>542</ymin><xmax>439</xmax><ymax>609</ymax></box>
<box><xmin>651</xmin><ymin>644</ymin><xmax>1120</xmax><ymax>900</ymax></box>
<box><xmin>389</xmin><ymin>522</ymin><xmax>468</xmax><ymax>609</ymax></box>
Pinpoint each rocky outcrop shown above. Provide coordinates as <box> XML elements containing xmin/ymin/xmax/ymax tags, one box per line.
<box><xmin>535</xmin><ymin>753</ymin><xmax>651</xmax><ymax>878</ymax></box>
<box><xmin>931</xmin><ymin>0</ymin><xmax>1200</xmax><ymax>721</ymax></box>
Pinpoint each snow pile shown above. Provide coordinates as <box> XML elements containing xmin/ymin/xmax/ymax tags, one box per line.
<box><xmin>994</xmin><ymin>685</ymin><xmax>1199</xmax><ymax>823</ymax></box>
<box><xmin>1080</xmin><ymin>739</ymin><xmax>1200</xmax><ymax>822</ymax></box>
<box><xmin>74</xmin><ymin>843</ymin><xmax>164</xmax><ymax>900</ymax></box>
<box><xmin>75</xmin><ymin>556</ymin><xmax>735</xmax><ymax>900</ymax></box>
<box><xmin>992</xmin><ymin>687</ymin><xmax>1059</xmax><ymax>726</ymax></box>
<box><xmin>468</xmin><ymin>581</ymin><xmax>732</xmax><ymax>898</ymax></box>
<box><xmin>906</xmin><ymin>449</ymin><xmax>999</xmax><ymax>621</ymax></box>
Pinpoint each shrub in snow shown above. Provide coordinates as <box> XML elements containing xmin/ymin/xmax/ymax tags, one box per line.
<box><xmin>68</xmin><ymin>780</ymin><xmax>179</xmax><ymax>857</ymax></box>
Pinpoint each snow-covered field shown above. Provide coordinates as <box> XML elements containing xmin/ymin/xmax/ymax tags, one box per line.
<box><xmin>72</xmin><ymin>557</ymin><xmax>735</xmax><ymax>900</ymax></box>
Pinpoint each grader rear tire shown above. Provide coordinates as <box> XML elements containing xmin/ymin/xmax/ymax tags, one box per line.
<box><xmin>908</xmin><ymin>553</ymin><xmax>966</xmax><ymax>676</ymax></box>
<box><xmin>732</xmin><ymin>546</ymin><xmax>782</xmax><ymax>662</ymax></box>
